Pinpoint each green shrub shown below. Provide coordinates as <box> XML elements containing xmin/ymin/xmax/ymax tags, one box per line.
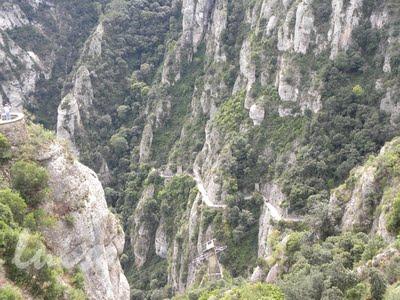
<box><xmin>0</xmin><ymin>203</ymin><xmax>14</xmax><ymax>225</ymax></box>
<box><xmin>0</xmin><ymin>285</ymin><xmax>23</xmax><ymax>300</ymax></box>
<box><xmin>352</xmin><ymin>84</ymin><xmax>364</xmax><ymax>97</ymax></box>
<box><xmin>285</xmin><ymin>232</ymin><xmax>304</xmax><ymax>258</ymax></box>
<box><xmin>66</xmin><ymin>288</ymin><xmax>86</xmax><ymax>300</ymax></box>
<box><xmin>346</xmin><ymin>283</ymin><xmax>368</xmax><ymax>300</ymax></box>
<box><xmin>0</xmin><ymin>221</ymin><xmax>19</xmax><ymax>259</ymax></box>
<box><xmin>370</xmin><ymin>269</ymin><xmax>387</xmax><ymax>300</ymax></box>
<box><xmin>361</xmin><ymin>236</ymin><xmax>386</xmax><ymax>261</ymax></box>
<box><xmin>188</xmin><ymin>282</ymin><xmax>284</xmax><ymax>300</ymax></box>
<box><xmin>387</xmin><ymin>194</ymin><xmax>400</xmax><ymax>234</ymax></box>
<box><xmin>5</xmin><ymin>231</ymin><xmax>66</xmax><ymax>299</ymax></box>
<box><xmin>390</xmin><ymin>54</ymin><xmax>400</xmax><ymax>75</ymax></box>
<box><xmin>158</xmin><ymin>175</ymin><xmax>196</xmax><ymax>236</ymax></box>
<box><xmin>72</xmin><ymin>269</ymin><xmax>85</xmax><ymax>290</ymax></box>
<box><xmin>214</xmin><ymin>92</ymin><xmax>247</xmax><ymax>136</ymax></box>
<box><xmin>109</xmin><ymin>134</ymin><xmax>129</xmax><ymax>155</ymax></box>
<box><xmin>321</xmin><ymin>287</ymin><xmax>343</xmax><ymax>300</ymax></box>
<box><xmin>0</xmin><ymin>134</ymin><xmax>12</xmax><ymax>161</ymax></box>
<box><xmin>23</xmin><ymin>209</ymin><xmax>55</xmax><ymax>231</ymax></box>
<box><xmin>0</xmin><ymin>189</ymin><xmax>27</xmax><ymax>224</ymax></box>
<box><xmin>117</xmin><ymin>105</ymin><xmax>131</xmax><ymax>121</ymax></box>
<box><xmin>222</xmin><ymin>283</ymin><xmax>284</xmax><ymax>300</ymax></box>
<box><xmin>11</xmin><ymin>161</ymin><xmax>49</xmax><ymax>206</ymax></box>
<box><xmin>312</xmin><ymin>0</ymin><xmax>332</xmax><ymax>27</ymax></box>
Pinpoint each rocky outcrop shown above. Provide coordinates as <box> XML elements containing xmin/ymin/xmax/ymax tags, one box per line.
<box><xmin>192</xmin><ymin>122</ymin><xmax>225</xmax><ymax>207</ymax></box>
<box><xmin>0</xmin><ymin>2</ymin><xmax>29</xmax><ymax>30</ymax></box>
<box><xmin>39</xmin><ymin>142</ymin><xmax>129</xmax><ymax>300</ymax></box>
<box><xmin>155</xmin><ymin>218</ymin><xmax>168</xmax><ymax>259</ymax></box>
<box><xmin>234</xmin><ymin>37</ymin><xmax>256</xmax><ymax>109</ymax></box>
<box><xmin>139</xmin><ymin>123</ymin><xmax>153</xmax><ymax>163</ymax></box>
<box><xmin>293</xmin><ymin>1</ymin><xmax>314</xmax><ymax>54</ymax></box>
<box><xmin>249</xmin><ymin>104</ymin><xmax>265</xmax><ymax>125</ymax></box>
<box><xmin>257</xmin><ymin>182</ymin><xmax>286</xmax><ymax>258</ymax></box>
<box><xmin>57</xmin><ymin>93</ymin><xmax>83</xmax><ymax>155</ymax></box>
<box><xmin>328</xmin><ymin>0</ymin><xmax>363</xmax><ymax>59</ymax></box>
<box><xmin>333</xmin><ymin>164</ymin><xmax>378</xmax><ymax>232</ymax></box>
<box><xmin>204</xmin><ymin>0</ymin><xmax>227</xmax><ymax>63</ymax></box>
<box><xmin>84</xmin><ymin>23</ymin><xmax>104</xmax><ymax>58</ymax></box>
<box><xmin>131</xmin><ymin>185</ymin><xmax>155</xmax><ymax>268</ymax></box>
<box><xmin>2</xmin><ymin>0</ymin><xmax>397</xmax><ymax>297</ymax></box>
<box><xmin>329</xmin><ymin>138</ymin><xmax>400</xmax><ymax>242</ymax></box>
<box><xmin>0</xmin><ymin>31</ymin><xmax>47</xmax><ymax>110</ymax></box>
<box><xmin>56</xmin><ymin>65</ymin><xmax>94</xmax><ymax>154</ymax></box>
<box><xmin>380</xmin><ymin>85</ymin><xmax>400</xmax><ymax>124</ymax></box>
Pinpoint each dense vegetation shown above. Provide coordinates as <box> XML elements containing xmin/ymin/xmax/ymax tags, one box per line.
<box><xmin>282</xmin><ymin>49</ymin><xmax>396</xmax><ymax>213</ymax></box>
<box><xmin>176</xmin><ymin>281</ymin><xmax>284</xmax><ymax>300</ymax></box>
<box><xmin>81</xmin><ymin>0</ymin><xmax>400</xmax><ymax>298</ymax></box>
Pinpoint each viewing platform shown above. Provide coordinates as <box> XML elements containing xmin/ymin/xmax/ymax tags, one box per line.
<box><xmin>0</xmin><ymin>113</ymin><xmax>27</xmax><ymax>146</ymax></box>
<box><xmin>0</xmin><ymin>113</ymin><xmax>24</xmax><ymax>125</ymax></box>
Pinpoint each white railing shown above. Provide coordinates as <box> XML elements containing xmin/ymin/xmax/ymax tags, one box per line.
<box><xmin>0</xmin><ymin>113</ymin><xmax>24</xmax><ymax>125</ymax></box>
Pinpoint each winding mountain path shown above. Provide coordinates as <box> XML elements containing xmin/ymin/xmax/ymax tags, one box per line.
<box><xmin>264</xmin><ymin>200</ymin><xmax>302</xmax><ymax>223</ymax></box>
<box><xmin>161</xmin><ymin>167</ymin><xmax>304</xmax><ymax>217</ymax></box>
<box><xmin>193</xmin><ymin>166</ymin><xmax>227</xmax><ymax>209</ymax></box>
<box><xmin>159</xmin><ymin>167</ymin><xmax>227</xmax><ymax>209</ymax></box>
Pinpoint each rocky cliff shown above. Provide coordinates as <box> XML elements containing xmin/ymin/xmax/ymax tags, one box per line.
<box><xmin>0</xmin><ymin>117</ymin><xmax>129</xmax><ymax>299</ymax></box>
<box><xmin>40</xmin><ymin>143</ymin><xmax>130</xmax><ymax>300</ymax></box>
<box><xmin>0</xmin><ymin>0</ymin><xmax>103</xmax><ymax>125</ymax></box>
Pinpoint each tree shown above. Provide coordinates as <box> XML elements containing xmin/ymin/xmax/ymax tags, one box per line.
<box><xmin>370</xmin><ymin>269</ymin><xmax>387</xmax><ymax>300</ymax></box>
<box><xmin>387</xmin><ymin>194</ymin><xmax>400</xmax><ymax>234</ymax></box>
<box><xmin>0</xmin><ymin>189</ymin><xmax>27</xmax><ymax>224</ymax></box>
<box><xmin>117</xmin><ymin>105</ymin><xmax>131</xmax><ymax>121</ymax></box>
<box><xmin>109</xmin><ymin>134</ymin><xmax>129</xmax><ymax>155</ymax></box>
<box><xmin>0</xmin><ymin>134</ymin><xmax>11</xmax><ymax>161</ymax></box>
<box><xmin>352</xmin><ymin>85</ymin><xmax>365</xmax><ymax>97</ymax></box>
<box><xmin>11</xmin><ymin>161</ymin><xmax>49</xmax><ymax>206</ymax></box>
<box><xmin>0</xmin><ymin>285</ymin><xmax>23</xmax><ymax>300</ymax></box>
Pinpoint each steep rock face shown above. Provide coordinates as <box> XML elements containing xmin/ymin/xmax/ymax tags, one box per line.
<box><xmin>328</xmin><ymin>0</ymin><xmax>363</xmax><ymax>59</ymax></box>
<box><xmin>131</xmin><ymin>184</ymin><xmax>155</xmax><ymax>268</ymax></box>
<box><xmin>56</xmin><ymin>21</ymin><xmax>103</xmax><ymax>151</ymax></box>
<box><xmin>0</xmin><ymin>29</ymin><xmax>48</xmax><ymax>109</ymax></box>
<box><xmin>234</xmin><ymin>37</ymin><xmax>256</xmax><ymax>109</ymax></box>
<box><xmin>84</xmin><ymin>22</ymin><xmax>104</xmax><ymax>59</ymax></box>
<box><xmin>257</xmin><ymin>182</ymin><xmax>286</xmax><ymax>259</ymax></box>
<box><xmin>293</xmin><ymin>1</ymin><xmax>314</xmax><ymax>54</ymax></box>
<box><xmin>329</xmin><ymin>138</ymin><xmax>400</xmax><ymax>242</ymax></box>
<box><xmin>139</xmin><ymin>123</ymin><xmax>154</xmax><ymax>163</ymax></box>
<box><xmin>155</xmin><ymin>218</ymin><xmax>168</xmax><ymax>259</ymax></box>
<box><xmin>0</xmin><ymin>3</ymin><xmax>29</xmax><ymax>30</ymax></box>
<box><xmin>56</xmin><ymin>65</ymin><xmax>95</xmax><ymax>154</ymax></box>
<box><xmin>125</xmin><ymin>0</ymin><xmax>400</xmax><ymax>293</ymax></box>
<box><xmin>0</xmin><ymin>0</ymin><xmax>102</xmax><ymax>126</ymax></box>
<box><xmin>162</xmin><ymin>0</ymin><xmax>227</xmax><ymax>85</ymax></box>
<box><xmin>40</xmin><ymin>143</ymin><xmax>130</xmax><ymax>300</ymax></box>
<box><xmin>0</xmin><ymin>1</ymin><xmax>51</xmax><ymax>107</ymax></box>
